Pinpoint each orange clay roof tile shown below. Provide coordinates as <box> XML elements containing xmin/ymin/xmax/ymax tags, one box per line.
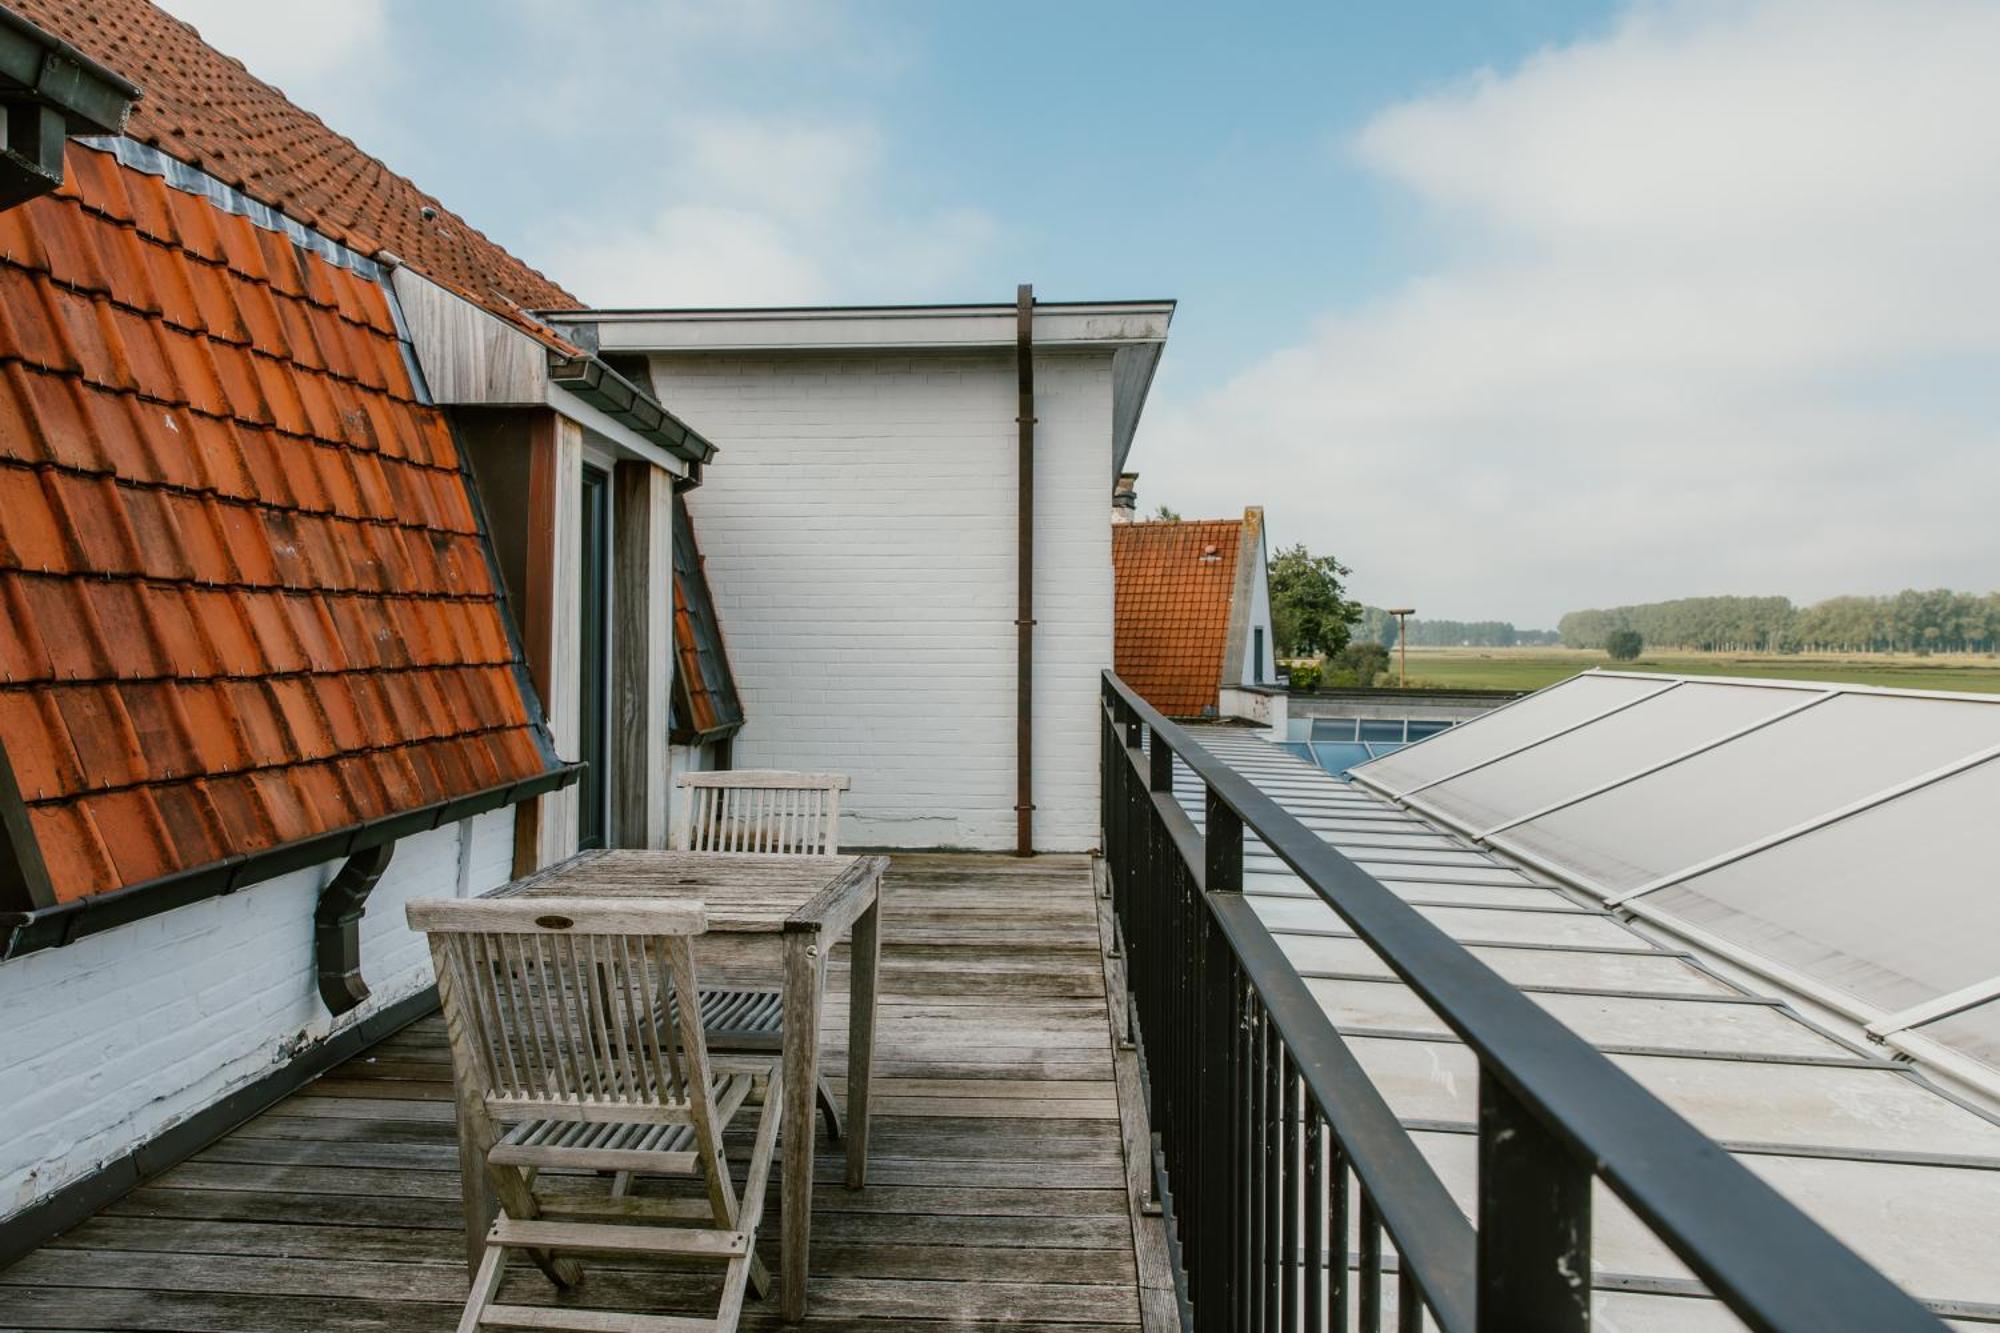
<box><xmin>1112</xmin><ymin>519</ymin><xmax>1246</xmax><ymax>718</ymax></box>
<box><xmin>0</xmin><ymin>147</ymin><xmax>556</xmax><ymax>904</ymax></box>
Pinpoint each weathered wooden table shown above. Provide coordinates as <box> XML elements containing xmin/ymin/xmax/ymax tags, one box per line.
<box><xmin>466</xmin><ymin>848</ymin><xmax>890</xmax><ymax>1322</ymax></box>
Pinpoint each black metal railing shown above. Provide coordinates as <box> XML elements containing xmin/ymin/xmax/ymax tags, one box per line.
<box><xmin>1100</xmin><ymin>671</ymin><xmax>1940</xmax><ymax>1333</ymax></box>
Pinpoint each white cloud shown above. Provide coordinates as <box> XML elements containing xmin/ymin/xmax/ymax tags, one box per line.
<box><xmin>1143</xmin><ymin>0</ymin><xmax>2000</xmax><ymax>625</ymax></box>
<box><xmin>548</xmin><ymin>204</ymin><xmax>835</xmax><ymax>308</ymax></box>
<box><xmin>154</xmin><ymin>0</ymin><xmax>388</xmax><ymax>89</ymax></box>
<box><xmin>538</xmin><ymin>115</ymin><xmax>998</xmax><ymax>307</ymax></box>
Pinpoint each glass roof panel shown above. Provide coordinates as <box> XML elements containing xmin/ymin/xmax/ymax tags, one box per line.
<box><xmin>1418</xmin><ymin>681</ymin><xmax>1802</xmax><ymax>833</ymax></box>
<box><xmin>1350</xmin><ymin>673</ymin><xmax>1673</xmax><ymax>795</ymax></box>
<box><xmin>1914</xmin><ymin>995</ymin><xmax>2000</xmax><ymax>1076</ymax></box>
<box><xmin>1643</xmin><ymin>758</ymin><xmax>2000</xmax><ymax>1018</ymax></box>
<box><xmin>1499</xmin><ymin>690</ymin><xmax>2000</xmax><ymax>896</ymax></box>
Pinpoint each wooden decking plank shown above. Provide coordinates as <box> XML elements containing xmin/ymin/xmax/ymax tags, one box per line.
<box><xmin>0</xmin><ymin>853</ymin><xmax>1147</xmax><ymax>1329</ymax></box>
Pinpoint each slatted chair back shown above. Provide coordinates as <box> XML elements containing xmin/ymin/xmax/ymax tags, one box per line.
<box><xmin>675</xmin><ymin>770</ymin><xmax>850</xmax><ymax>855</ymax></box>
<box><xmin>410</xmin><ymin>897</ymin><xmax>720</xmax><ymax>1131</ymax></box>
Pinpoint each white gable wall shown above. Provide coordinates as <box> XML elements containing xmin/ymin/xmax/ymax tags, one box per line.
<box><xmin>1240</xmin><ymin>526</ymin><xmax>1277</xmax><ymax>687</ymax></box>
<box><xmin>0</xmin><ymin>808</ymin><xmax>514</xmax><ymax>1222</ymax></box>
<box><xmin>646</xmin><ymin>349</ymin><xmax>1114</xmax><ymax>850</ymax></box>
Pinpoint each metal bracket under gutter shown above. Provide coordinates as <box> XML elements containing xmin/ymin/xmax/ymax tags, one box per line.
<box><xmin>314</xmin><ymin>841</ymin><xmax>396</xmax><ymax>1016</ymax></box>
<box><xmin>1015</xmin><ymin>283</ymin><xmax>1036</xmax><ymax>857</ymax></box>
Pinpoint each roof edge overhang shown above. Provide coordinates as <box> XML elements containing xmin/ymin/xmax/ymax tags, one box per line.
<box><xmin>388</xmin><ymin>266</ymin><xmax>699</xmax><ymax>475</ymax></box>
<box><xmin>543</xmin><ymin>299</ymin><xmax>1175</xmax><ymax>355</ymax></box>
<box><xmin>0</xmin><ymin>764</ymin><xmax>580</xmax><ymax>962</ymax></box>
<box><xmin>0</xmin><ymin>8</ymin><xmax>140</xmax><ymax>130</ymax></box>
<box><xmin>548</xmin><ymin>354</ymin><xmax>716</xmax><ymax>465</ymax></box>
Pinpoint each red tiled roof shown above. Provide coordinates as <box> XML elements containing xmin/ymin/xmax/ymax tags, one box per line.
<box><xmin>670</xmin><ymin>496</ymin><xmax>742</xmax><ymax>743</ymax></box>
<box><xmin>0</xmin><ymin>145</ymin><xmax>555</xmax><ymax>904</ymax></box>
<box><xmin>1112</xmin><ymin>518</ymin><xmax>1244</xmax><ymax>718</ymax></box>
<box><xmin>6</xmin><ymin>0</ymin><xmax>580</xmax><ymax>313</ymax></box>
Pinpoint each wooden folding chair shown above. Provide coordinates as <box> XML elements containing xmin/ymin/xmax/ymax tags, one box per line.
<box><xmin>411</xmin><ymin>896</ymin><xmax>781</xmax><ymax>1333</ymax></box>
<box><xmin>675</xmin><ymin>770</ymin><xmax>850</xmax><ymax>1142</ymax></box>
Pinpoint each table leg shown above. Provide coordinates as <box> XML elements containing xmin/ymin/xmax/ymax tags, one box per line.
<box><xmin>780</xmin><ymin>929</ymin><xmax>824</xmax><ymax>1322</ymax></box>
<box><xmin>845</xmin><ymin>893</ymin><xmax>881</xmax><ymax>1189</ymax></box>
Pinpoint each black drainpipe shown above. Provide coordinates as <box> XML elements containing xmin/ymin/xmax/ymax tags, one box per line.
<box><xmin>315</xmin><ymin>841</ymin><xmax>396</xmax><ymax>1016</ymax></box>
<box><xmin>1015</xmin><ymin>283</ymin><xmax>1036</xmax><ymax>857</ymax></box>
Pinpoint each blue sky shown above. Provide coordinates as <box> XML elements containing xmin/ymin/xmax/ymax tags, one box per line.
<box><xmin>165</xmin><ymin>1</ymin><xmax>2000</xmax><ymax>627</ymax></box>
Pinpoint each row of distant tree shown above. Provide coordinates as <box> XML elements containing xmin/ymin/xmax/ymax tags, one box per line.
<box><xmin>1557</xmin><ymin>590</ymin><xmax>2000</xmax><ymax>654</ymax></box>
<box><xmin>1355</xmin><ymin>608</ymin><xmax>1561</xmax><ymax>649</ymax></box>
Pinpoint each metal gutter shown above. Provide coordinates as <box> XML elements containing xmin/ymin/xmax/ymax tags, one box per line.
<box><xmin>545</xmin><ymin>353</ymin><xmax>716</xmax><ymax>465</ymax></box>
<box><xmin>0</xmin><ymin>764</ymin><xmax>580</xmax><ymax>962</ymax></box>
<box><xmin>0</xmin><ymin>5</ymin><xmax>140</xmax><ymax>210</ymax></box>
<box><xmin>1015</xmin><ymin>283</ymin><xmax>1035</xmax><ymax>856</ymax></box>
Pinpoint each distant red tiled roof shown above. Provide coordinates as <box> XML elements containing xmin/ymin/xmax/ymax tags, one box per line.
<box><xmin>7</xmin><ymin>0</ymin><xmax>580</xmax><ymax>313</ymax></box>
<box><xmin>1113</xmin><ymin>518</ymin><xmax>1244</xmax><ymax>718</ymax></box>
<box><xmin>0</xmin><ymin>144</ymin><xmax>556</xmax><ymax>903</ymax></box>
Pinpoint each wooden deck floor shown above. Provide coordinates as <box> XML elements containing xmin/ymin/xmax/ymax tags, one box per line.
<box><xmin>0</xmin><ymin>853</ymin><xmax>1172</xmax><ymax>1333</ymax></box>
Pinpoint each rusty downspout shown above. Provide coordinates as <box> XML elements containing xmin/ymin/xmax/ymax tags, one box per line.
<box><xmin>1015</xmin><ymin>283</ymin><xmax>1036</xmax><ymax>856</ymax></box>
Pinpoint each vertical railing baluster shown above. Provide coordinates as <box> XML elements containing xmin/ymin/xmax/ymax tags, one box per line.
<box><xmin>1398</xmin><ymin>1268</ymin><xmax>1422</xmax><ymax>1333</ymax></box>
<box><xmin>1329</xmin><ymin>1147</ymin><xmax>1349</xmax><ymax>1332</ymax></box>
<box><xmin>1360</xmin><ymin>1193</ymin><xmax>1382</xmax><ymax>1331</ymax></box>
<box><xmin>1283</xmin><ymin>1055</ymin><xmax>1300</xmax><ymax>1333</ymax></box>
<box><xmin>1303</xmin><ymin>1103</ymin><xmax>1324</xmax><ymax>1333</ymax></box>
<box><xmin>1265</xmin><ymin>1026</ymin><xmax>1282</xmax><ymax>1333</ymax></box>
<box><xmin>1248</xmin><ymin>1001</ymin><xmax>1267</xmax><ymax>1333</ymax></box>
<box><xmin>1228</xmin><ymin>962</ymin><xmax>1248</xmax><ymax>1332</ymax></box>
<box><xmin>1477</xmin><ymin>1068</ymin><xmax>1591</xmax><ymax>1333</ymax></box>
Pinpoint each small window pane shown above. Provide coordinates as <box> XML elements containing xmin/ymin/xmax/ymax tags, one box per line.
<box><xmin>1359</xmin><ymin>720</ymin><xmax>1406</xmax><ymax>742</ymax></box>
<box><xmin>1311</xmin><ymin>742</ymin><xmax>1373</xmax><ymax>778</ymax></box>
<box><xmin>1312</xmin><ymin>718</ymin><xmax>1359</xmax><ymax>742</ymax></box>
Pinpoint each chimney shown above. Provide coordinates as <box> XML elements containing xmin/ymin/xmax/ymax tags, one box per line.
<box><xmin>1111</xmin><ymin>471</ymin><xmax>1139</xmax><ymax>523</ymax></box>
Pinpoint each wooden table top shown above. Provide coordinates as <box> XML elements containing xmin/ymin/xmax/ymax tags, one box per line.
<box><xmin>501</xmin><ymin>849</ymin><xmax>889</xmax><ymax>933</ymax></box>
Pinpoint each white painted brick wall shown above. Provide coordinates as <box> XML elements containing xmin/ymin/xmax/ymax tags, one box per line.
<box><xmin>650</xmin><ymin>350</ymin><xmax>1114</xmax><ymax>850</ymax></box>
<box><xmin>0</xmin><ymin>807</ymin><xmax>514</xmax><ymax>1221</ymax></box>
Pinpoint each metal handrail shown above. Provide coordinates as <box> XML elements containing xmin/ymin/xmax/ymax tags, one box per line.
<box><xmin>1101</xmin><ymin>670</ymin><xmax>1940</xmax><ymax>1332</ymax></box>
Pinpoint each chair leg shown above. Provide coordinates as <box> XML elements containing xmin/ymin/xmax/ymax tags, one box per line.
<box><xmin>457</xmin><ymin>1242</ymin><xmax>506</xmax><ymax>1333</ymax></box>
<box><xmin>488</xmin><ymin>1161</ymin><xmax>582</xmax><ymax>1289</ymax></box>
<box><xmin>816</xmin><ymin>1074</ymin><xmax>844</xmax><ymax>1142</ymax></box>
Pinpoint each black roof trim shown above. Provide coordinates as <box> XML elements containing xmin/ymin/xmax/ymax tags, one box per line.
<box><xmin>547</xmin><ymin>353</ymin><xmax>717</xmax><ymax>465</ymax></box>
<box><xmin>0</xmin><ymin>763</ymin><xmax>581</xmax><ymax>961</ymax></box>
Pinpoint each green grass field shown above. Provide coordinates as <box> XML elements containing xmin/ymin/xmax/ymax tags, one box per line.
<box><xmin>1391</xmin><ymin>647</ymin><xmax>2000</xmax><ymax>694</ymax></box>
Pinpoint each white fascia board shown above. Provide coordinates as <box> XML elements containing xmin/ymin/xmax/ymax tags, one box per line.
<box><xmin>556</xmin><ymin>301</ymin><xmax>1175</xmax><ymax>354</ymax></box>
